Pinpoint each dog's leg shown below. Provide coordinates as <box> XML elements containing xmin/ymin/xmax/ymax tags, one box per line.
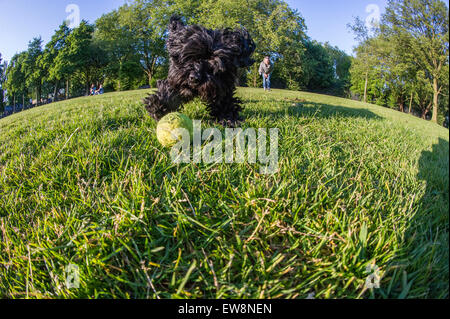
<box><xmin>208</xmin><ymin>90</ymin><xmax>244</xmax><ymax>127</ymax></box>
<box><xmin>144</xmin><ymin>80</ymin><xmax>183</xmax><ymax>121</ymax></box>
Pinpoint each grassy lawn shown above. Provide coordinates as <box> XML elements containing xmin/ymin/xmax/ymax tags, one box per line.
<box><xmin>0</xmin><ymin>87</ymin><xmax>448</xmax><ymax>299</ymax></box>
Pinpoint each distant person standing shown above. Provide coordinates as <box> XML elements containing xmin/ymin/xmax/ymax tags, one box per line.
<box><xmin>259</xmin><ymin>56</ymin><xmax>274</xmax><ymax>92</ymax></box>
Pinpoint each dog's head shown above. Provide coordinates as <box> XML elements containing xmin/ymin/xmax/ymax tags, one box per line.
<box><xmin>167</xmin><ymin>16</ymin><xmax>256</xmax><ymax>89</ymax></box>
<box><xmin>169</xmin><ymin>15</ymin><xmax>185</xmax><ymax>33</ymax></box>
<box><xmin>230</xmin><ymin>28</ymin><xmax>256</xmax><ymax>68</ymax></box>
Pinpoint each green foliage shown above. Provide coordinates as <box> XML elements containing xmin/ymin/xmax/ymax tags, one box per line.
<box><xmin>115</xmin><ymin>0</ymin><xmax>173</xmax><ymax>86</ymax></box>
<box><xmin>0</xmin><ymin>53</ymin><xmax>5</xmax><ymax>111</ymax></box>
<box><xmin>21</xmin><ymin>37</ymin><xmax>44</xmax><ymax>103</ymax></box>
<box><xmin>324</xmin><ymin>44</ymin><xmax>352</xmax><ymax>96</ymax></box>
<box><xmin>302</xmin><ymin>41</ymin><xmax>335</xmax><ymax>91</ymax></box>
<box><xmin>63</xmin><ymin>21</ymin><xmax>107</xmax><ymax>94</ymax></box>
<box><xmin>4</xmin><ymin>52</ymin><xmax>28</xmax><ymax>104</ymax></box>
<box><xmin>95</xmin><ymin>10</ymin><xmax>146</xmax><ymax>91</ymax></box>
<box><xmin>383</xmin><ymin>0</ymin><xmax>449</xmax><ymax>123</ymax></box>
<box><xmin>350</xmin><ymin>0</ymin><xmax>449</xmax><ymax>125</ymax></box>
<box><xmin>40</xmin><ymin>23</ymin><xmax>71</xmax><ymax>97</ymax></box>
<box><xmin>350</xmin><ymin>37</ymin><xmax>388</xmax><ymax>105</ymax></box>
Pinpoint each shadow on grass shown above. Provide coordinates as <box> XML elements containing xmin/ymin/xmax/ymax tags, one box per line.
<box><xmin>381</xmin><ymin>138</ymin><xmax>449</xmax><ymax>298</ymax></box>
<box><xmin>414</xmin><ymin>138</ymin><xmax>449</xmax><ymax>296</ymax></box>
<box><xmin>243</xmin><ymin>100</ymin><xmax>383</xmax><ymax>121</ymax></box>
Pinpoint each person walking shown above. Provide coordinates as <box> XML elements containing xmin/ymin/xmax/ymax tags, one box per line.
<box><xmin>259</xmin><ymin>56</ymin><xmax>274</xmax><ymax>92</ymax></box>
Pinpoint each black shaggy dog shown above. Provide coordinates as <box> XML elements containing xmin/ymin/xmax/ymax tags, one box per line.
<box><xmin>144</xmin><ymin>16</ymin><xmax>256</xmax><ymax>126</ymax></box>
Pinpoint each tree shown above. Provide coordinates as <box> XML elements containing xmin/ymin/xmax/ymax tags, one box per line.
<box><xmin>382</xmin><ymin>0</ymin><xmax>449</xmax><ymax>123</ymax></box>
<box><xmin>40</xmin><ymin>23</ymin><xmax>71</xmax><ymax>101</ymax></box>
<box><xmin>274</xmin><ymin>38</ymin><xmax>306</xmax><ymax>90</ymax></box>
<box><xmin>95</xmin><ymin>10</ymin><xmax>145</xmax><ymax>91</ymax></box>
<box><xmin>0</xmin><ymin>53</ymin><xmax>6</xmax><ymax>111</ymax></box>
<box><xmin>116</xmin><ymin>0</ymin><xmax>173</xmax><ymax>87</ymax></box>
<box><xmin>22</xmin><ymin>37</ymin><xmax>44</xmax><ymax>105</ymax></box>
<box><xmin>301</xmin><ymin>40</ymin><xmax>336</xmax><ymax>92</ymax></box>
<box><xmin>4</xmin><ymin>52</ymin><xmax>28</xmax><ymax>111</ymax></box>
<box><xmin>373</xmin><ymin>34</ymin><xmax>412</xmax><ymax>112</ymax></box>
<box><xmin>348</xmin><ymin>17</ymin><xmax>380</xmax><ymax>103</ymax></box>
<box><xmin>55</xmin><ymin>21</ymin><xmax>107</xmax><ymax>96</ymax></box>
<box><xmin>320</xmin><ymin>43</ymin><xmax>352</xmax><ymax>96</ymax></box>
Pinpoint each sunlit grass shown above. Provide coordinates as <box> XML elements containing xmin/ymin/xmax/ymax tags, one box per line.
<box><xmin>0</xmin><ymin>88</ymin><xmax>448</xmax><ymax>299</ymax></box>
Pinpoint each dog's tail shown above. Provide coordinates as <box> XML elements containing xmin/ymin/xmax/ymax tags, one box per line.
<box><xmin>169</xmin><ymin>15</ymin><xmax>185</xmax><ymax>33</ymax></box>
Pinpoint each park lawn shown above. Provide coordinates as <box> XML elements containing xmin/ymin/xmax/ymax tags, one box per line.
<box><xmin>0</xmin><ymin>87</ymin><xmax>448</xmax><ymax>299</ymax></box>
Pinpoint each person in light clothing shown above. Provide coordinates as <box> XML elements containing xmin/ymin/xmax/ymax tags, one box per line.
<box><xmin>259</xmin><ymin>56</ymin><xmax>274</xmax><ymax>91</ymax></box>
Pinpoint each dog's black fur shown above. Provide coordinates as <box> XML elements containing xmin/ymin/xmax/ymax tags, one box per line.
<box><xmin>144</xmin><ymin>16</ymin><xmax>256</xmax><ymax>126</ymax></box>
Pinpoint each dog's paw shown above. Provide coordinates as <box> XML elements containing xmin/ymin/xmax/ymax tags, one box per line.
<box><xmin>143</xmin><ymin>95</ymin><xmax>166</xmax><ymax>121</ymax></box>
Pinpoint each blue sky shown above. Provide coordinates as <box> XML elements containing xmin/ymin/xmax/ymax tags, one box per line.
<box><xmin>1</xmin><ymin>0</ymin><xmax>441</xmax><ymax>63</ymax></box>
<box><xmin>0</xmin><ymin>0</ymin><xmax>125</xmax><ymax>62</ymax></box>
<box><xmin>287</xmin><ymin>0</ymin><xmax>388</xmax><ymax>51</ymax></box>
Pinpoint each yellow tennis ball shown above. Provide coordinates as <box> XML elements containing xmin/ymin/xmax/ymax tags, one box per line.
<box><xmin>156</xmin><ymin>112</ymin><xmax>193</xmax><ymax>147</ymax></box>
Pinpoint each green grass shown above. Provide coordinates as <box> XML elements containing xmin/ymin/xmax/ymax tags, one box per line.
<box><xmin>0</xmin><ymin>88</ymin><xmax>448</xmax><ymax>299</ymax></box>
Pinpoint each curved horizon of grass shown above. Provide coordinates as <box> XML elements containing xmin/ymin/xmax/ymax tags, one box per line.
<box><xmin>0</xmin><ymin>88</ymin><xmax>448</xmax><ymax>299</ymax></box>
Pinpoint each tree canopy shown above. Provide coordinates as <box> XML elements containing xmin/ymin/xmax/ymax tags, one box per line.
<box><xmin>0</xmin><ymin>53</ymin><xmax>6</xmax><ymax>111</ymax></box>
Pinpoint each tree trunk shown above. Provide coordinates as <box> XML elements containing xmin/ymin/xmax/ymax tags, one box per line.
<box><xmin>422</xmin><ymin>102</ymin><xmax>432</xmax><ymax>120</ymax></box>
<box><xmin>409</xmin><ymin>91</ymin><xmax>413</xmax><ymax>113</ymax></box>
<box><xmin>143</xmin><ymin>51</ymin><xmax>156</xmax><ymax>88</ymax></box>
<box><xmin>431</xmin><ymin>77</ymin><xmax>439</xmax><ymax>123</ymax></box>
<box><xmin>13</xmin><ymin>95</ymin><xmax>15</xmax><ymax>113</ymax></box>
<box><xmin>363</xmin><ymin>71</ymin><xmax>368</xmax><ymax>103</ymax></box>
<box><xmin>118</xmin><ymin>65</ymin><xmax>121</xmax><ymax>91</ymax></box>
<box><xmin>86</xmin><ymin>73</ymin><xmax>90</xmax><ymax>96</ymax></box>
<box><xmin>66</xmin><ymin>79</ymin><xmax>69</xmax><ymax>99</ymax></box>
<box><xmin>118</xmin><ymin>60</ymin><xmax>122</xmax><ymax>91</ymax></box>
<box><xmin>148</xmin><ymin>72</ymin><xmax>153</xmax><ymax>88</ymax></box>
<box><xmin>38</xmin><ymin>85</ymin><xmax>41</xmax><ymax>105</ymax></box>
<box><xmin>54</xmin><ymin>81</ymin><xmax>59</xmax><ymax>102</ymax></box>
